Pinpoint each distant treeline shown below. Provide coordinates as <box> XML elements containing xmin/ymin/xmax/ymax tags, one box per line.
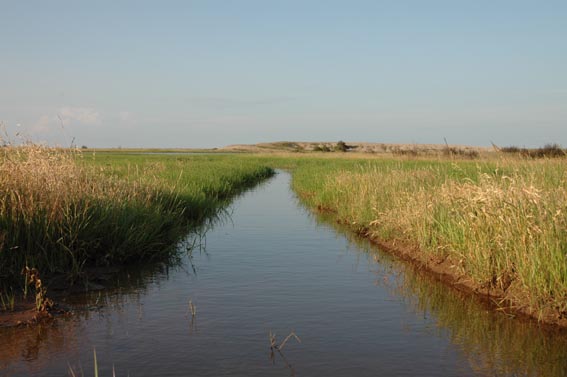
<box><xmin>501</xmin><ymin>143</ymin><xmax>566</xmax><ymax>158</ymax></box>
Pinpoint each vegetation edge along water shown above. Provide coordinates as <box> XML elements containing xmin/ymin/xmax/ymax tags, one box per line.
<box><xmin>0</xmin><ymin>146</ymin><xmax>274</xmax><ymax>311</ymax></box>
<box><xmin>1</xmin><ymin>146</ymin><xmax>566</xmax><ymax>329</ymax></box>
<box><xmin>270</xmin><ymin>153</ymin><xmax>566</xmax><ymax>328</ymax></box>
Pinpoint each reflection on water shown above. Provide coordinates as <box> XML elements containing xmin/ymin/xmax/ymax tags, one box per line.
<box><xmin>315</xmin><ymin>215</ymin><xmax>567</xmax><ymax>377</ymax></box>
<box><xmin>0</xmin><ymin>320</ymin><xmax>82</xmax><ymax>375</ymax></box>
<box><xmin>1</xmin><ymin>171</ymin><xmax>566</xmax><ymax>376</ymax></box>
<box><xmin>397</xmin><ymin>271</ymin><xmax>567</xmax><ymax>377</ymax></box>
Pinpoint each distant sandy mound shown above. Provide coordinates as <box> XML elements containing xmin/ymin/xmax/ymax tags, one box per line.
<box><xmin>220</xmin><ymin>141</ymin><xmax>491</xmax><ymax>156</ymax></box>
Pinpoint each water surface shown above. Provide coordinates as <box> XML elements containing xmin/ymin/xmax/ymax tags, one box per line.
<box><xmin>1</xmin><ymin>172</ymin><xmax>566</xmax><ymax>376</ymax></box>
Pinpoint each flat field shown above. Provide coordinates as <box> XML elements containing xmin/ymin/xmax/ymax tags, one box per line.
<box><xmin>1</xmin><ymin>147</ymin><xmax>566</xmax><ymax>326</ymax></box>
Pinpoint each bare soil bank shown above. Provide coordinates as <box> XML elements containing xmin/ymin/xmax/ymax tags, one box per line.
<box><xmin>0</xmin><ymin>303</ymin><xmax>56</xmax><ymax>328</ymax></box>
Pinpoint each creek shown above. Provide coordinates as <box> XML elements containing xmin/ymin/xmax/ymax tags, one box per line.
<box><xmin>1</xmin><ymin>172</ymin><xmax>566</xmax><ymax>376</ymax></box>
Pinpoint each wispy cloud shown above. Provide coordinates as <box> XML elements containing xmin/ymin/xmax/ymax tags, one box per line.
<box><xmin>32</xmin><ymin>106</ymin><xmax>101</xmax><ymax>133</ymax></box>
<box><xmin>58</xmin><ymin>107</ymin><xmax>100</xmax><ymax>125</ymax></box>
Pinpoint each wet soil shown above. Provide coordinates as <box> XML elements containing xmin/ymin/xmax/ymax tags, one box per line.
<box><xmin>367</xmin><ymin>236</ymin><xmax>567</xmax><ymax>329</ymax></box>
<box><xmin>0</xmin><ymin>266</ymin><xmax>120</xmax><ymax>328</ymax></box>
<box><xmin>0</xmin><ymin>303</ymin><xmax>37</xmax><ymax>328</ymax></box>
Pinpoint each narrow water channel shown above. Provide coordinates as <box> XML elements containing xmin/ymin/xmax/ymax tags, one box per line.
<box><xmin>1</xmin><ymin>172</ymin><xmax>566</xmax><ymax>376</ymax></box>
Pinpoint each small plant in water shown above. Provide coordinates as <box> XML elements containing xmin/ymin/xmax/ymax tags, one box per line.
<box><xmin>269</xmin><ymin>330</ymin><xmax>301</xmax><ymax>352</ymax></box>
<box><xmin>185</xmin><ymin>298</ymin><xmax>197</xmax><ymax>318</ymax></box>
<box><xmin>68</xmin><ymin>348</ymin><xmax>118</xmax><ymax>377</ymax></box>
<box><xmin>269</xmin><ymin>330</ymin><xmax>301</xmax><ymax>376</ymax></box>
<box><xmin>186</xmin><ymin>298</ymin><xmax>198</xmax><ymax>333</ymax></box>
<box><xmin>0</xmin><ymin>289</ymin><xmax>15</xmax><ymax>311</ymax></box>
<box><xmin>22</xmin><ymin>266</ymin><xmax>53</xmax><ymax>312</ymax></box>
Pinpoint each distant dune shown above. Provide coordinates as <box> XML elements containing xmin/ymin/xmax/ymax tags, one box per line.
<box><xmin>220</xmin><ymin>141</ymin><xmax>492</xmax><ymax>156</ymax></box>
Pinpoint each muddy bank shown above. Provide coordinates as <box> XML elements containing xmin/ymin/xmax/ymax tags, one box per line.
<box><xmin>327</xmin><ymin>213</ymin><xmax>567</xmax><ymax>330</ymax></box>
<box><xmin>0</xmin><ymin>303</ymin><xmax>37</xmax><ymax>328</ymax></box>
<box><xmin>368</xmin><ymin>237</ymin><xmax>567</xmax><ymax>329</ymax></box>
<box><xmin>0</xmin><ymin>266</ymin><xmax>122</xmax><ymax>328</ymax></box>
<box><xmin>0</xmin><ymin>304</ymin><xmax>61</xmax><ymax>329</ymax></box>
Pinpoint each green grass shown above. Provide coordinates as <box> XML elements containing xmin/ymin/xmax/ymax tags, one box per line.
<box><xmin>2</xmin><ymin>147</ymin><xmax>566</xmax><ymax>323</ymax></box>
<box><xmin>274</xmin><ymin>154</ymin><xmax>567</xmax><ymax>322</ymax></box>
<box><xmin>0</xmin><ymin>147</ymin><xmax>274</xmax><ymax>288</ymax></box>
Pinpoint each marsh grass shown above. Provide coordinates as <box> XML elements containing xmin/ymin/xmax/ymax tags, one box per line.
<box><xmin>0</xmin><ymin>288</ymin><xmax>15</xmax><ymax>311</ymax></box>
<box><xmin>289</xmin><ymin>156</ymin><xmax>567</xmax><ymax>321</ymax></box>
<box><xmin>392</xmin><ymin>259</ymin><xmax>567</xmax><ymax>377</ymax></box>
<box><xmin>312</xmin><ymin>214</ymin><xmax>567</xmax><ymax>377</ymax></box>
<box><xmin>0</xmin><ymin>145</ymin><xmax>184</xmax><ymax>285</ymax></box>
<box><xmin>0</xmin><ymin>146</ymin><xmax>273</xmax><ymax>289</ymax></box>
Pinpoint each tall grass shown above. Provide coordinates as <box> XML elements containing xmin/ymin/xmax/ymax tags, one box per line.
<box><xmin>289</xmin><ymin>156</ymin><xmax>567</xmax><ymax>321</ymax></box>
<box><xmin>0</xmin><ymin>146</ymin><xmax>273</xmax><ymax>287</ymax></box>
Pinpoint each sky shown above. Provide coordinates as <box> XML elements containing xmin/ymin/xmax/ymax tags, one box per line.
<box><xmin>1</xmin><ymin>0</ymin><xmax>566</xmax><ymax>148</ymax></box>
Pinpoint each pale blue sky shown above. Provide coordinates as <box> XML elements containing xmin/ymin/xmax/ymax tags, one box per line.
<box><xmin>1</xmin><ymin>1</ymin><xmax>566</xmax><ymax>148</ymax></box>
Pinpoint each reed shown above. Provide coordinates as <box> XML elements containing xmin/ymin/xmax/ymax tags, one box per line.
<box><xmin>289</xmin><ymin>156</ymin><xmax>567</xmax><ymax>321</ymax></box>
<box><xmin>0</xmin><ymin>146</ymin><xmax>274</xmax><ymax>288</ymax></box>
<box><xmin>313</xmin><ymin>214</ymin><xmax>567</xmax><ymax>377</ymax></box>
<box><xmin>0</xmin><ymin>289</ymin><xmax>15</xmax><ymax>311</ymax></box>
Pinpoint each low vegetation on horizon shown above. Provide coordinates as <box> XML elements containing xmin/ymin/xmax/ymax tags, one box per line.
<box><xmin>220</xmin><ymin>140</ymin><xmax>567</xmax><ymax>159</ymax></box>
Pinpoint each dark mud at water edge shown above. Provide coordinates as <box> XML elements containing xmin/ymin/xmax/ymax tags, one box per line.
<box><xmin>1</xmin><ymin>171</ymin><xmax>567</xmax><ymax>376</ymax></box>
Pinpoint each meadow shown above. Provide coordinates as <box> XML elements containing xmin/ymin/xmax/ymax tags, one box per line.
<box><xmin>1</xmin><ymin>146</ymin><xmax>566</xmax><ymax>326</ymax></box>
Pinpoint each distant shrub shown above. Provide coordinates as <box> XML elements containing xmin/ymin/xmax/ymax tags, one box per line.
<box><xmin>392</xmin><ymin>147</ymin><xmax>418</xmax><ymax>157</ymax></box>
<box><xmin>531</xmin><ymin>144</ymin><xmax>566</xmax><ymax>158</ymax></box>
<box><xmin>501</xmin><ymin>144</ymin><xmax>565</xmax><ymax>158</ymax></box>
<box><xmin>443</xmin><ymin>147</ymin><xmax>479</xmax><ymax>159</ymax></box>
<box><xmin>314</xmin><ymin>145</ymin><xmax>331</xmax><ymax>152</ymax></box>
<box><xmin>334</xmin><ymin>141</ymin><xmax>354</xmax><ymax>152</ymax></box>
<box><xmin>501</xmin><ymin>146</ymin><xmax>526</xmax><ymax>154</ymax></box>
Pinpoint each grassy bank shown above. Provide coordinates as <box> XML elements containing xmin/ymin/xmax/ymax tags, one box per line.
<box><xmin>284</xmin><ymin>155</ymin><xmax>567</xmax><ymax>324</ymax></box>
<box><xmin>0</xmin><ymin>147</ymin><xmax>273</xmax><ymax>290</ymax></box>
